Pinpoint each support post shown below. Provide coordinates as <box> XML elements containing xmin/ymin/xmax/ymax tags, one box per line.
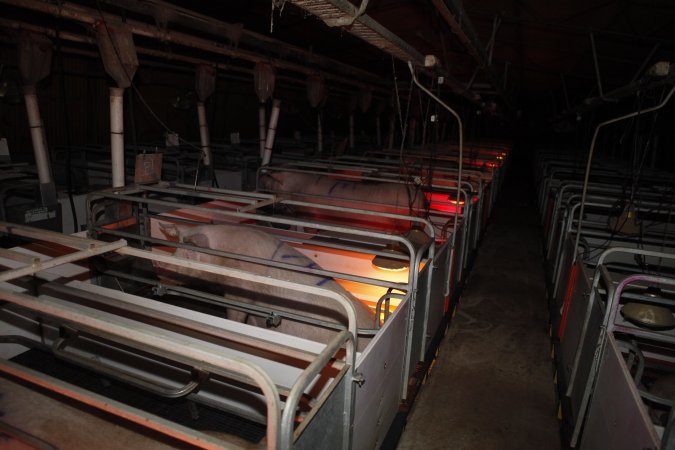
<box><xmin>110</xmin><ymin>87</ymin><xmax>125</xmax><ymax>189</ymax></box>
<box><xmin>259</xmin><ymin>103</ymin><xmax>267</xmax><ymax>159</ymax></box>
<box><xmin>375</xmin><ymin>115</ymin><xmax>381</xmax><ymax>148</ymax></box>
<box><xmin>589</xmin><ymin>33</ymin><xmax>604</xmax><ymax>98</ymax></box>
<box><xmin>317</xmin><ymin>112</ymin><xmax>323</xmax><ymax>155</ymax></box>
<box><xmin>23</xmin><ymin>85</ymin><xmax>52</xmax><ymax>186</ymax></box>
<box><xmin>261</xmin><ymin>99</ymin><xmax>281</xmax><ymax>166</ymax></box>
<box><xmin>387</xmin><ymin>114</ymin><xmax>395</xmax><ymax>149</ymax></box>
<box><xmin>196</xmin><ymin>101</ymin><xmax>212</xmax><ymax>167</ymax></box>
<box><xmin>348</xmin><ymin>112</ymin><xmax>355</xmax><ymax>151</ymax></box>
<box><xmin>560</xmin><ymin>73</ymin><xmax>571</xmax><ymax>110</ymax></box>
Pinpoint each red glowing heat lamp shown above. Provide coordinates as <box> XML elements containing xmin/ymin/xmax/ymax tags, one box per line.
<box><xmin>424</xmin><ymin>192</ymin><xmax>464</xmax><ymax>214</ymax></box>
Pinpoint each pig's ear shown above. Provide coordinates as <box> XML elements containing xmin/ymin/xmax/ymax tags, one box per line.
<box><xmin>184</xmin><ymin>233</ymin><xmax>209</xmax><ymax>248</ymax></box>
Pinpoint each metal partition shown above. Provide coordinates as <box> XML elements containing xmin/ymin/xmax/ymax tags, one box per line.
<box><xmin>0</xmin><ymin>222</ymin><xmax>360</xmax><ymax>449</ymax></box>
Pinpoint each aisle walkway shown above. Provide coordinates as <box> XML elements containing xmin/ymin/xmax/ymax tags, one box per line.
<box><xmin>397</xmin><ymin>153</ymin><xmax>561</xmax><ymax>450</ymax></box>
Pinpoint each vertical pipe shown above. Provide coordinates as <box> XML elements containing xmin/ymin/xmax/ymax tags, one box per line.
<box><xmin>317</xmin><ymin>112</ymin><xmax>323</xmax><ymax>155</ymax></box>
<box><xmin>261</xmin><ymin>99</ymin><xmax>281</xmax><ymax>166</ymax></box>
<box><xmin>23</xmin><ymin>85</ymin><xmax>52</xmax><ymax>185</ymax></box>
<box><xmin>110</xmin><ymin>86</ymin><xmax>125</xmax><ymax>189</ymax></box>
<box><xmin>408</xmin><ymin>118</ymin><xmax>416</xmax><ymax>148</ymax></box>
<box><xmin>348</xmin><ymin>112</ymin><xmax>355</xmax><ymax>151</ymax></box>
<box><xmin>197</xmin><ymin>101</ymin><xmax>212</xmax><ymax>166</ymax></box>
<box><xmin>421</xmin><ymin>117</ymin><xmax>428</xmax><ymax>147</ymax></box>
<box><xmin>258</xmin><ymin>103</ymin><xmax>267</xmax><ymax>159</ymax></box>
<box><xmin>375</xmin><ymin>115</ymin><xmax>381</xmax><ymax>148</ymax></box>
<box><xmin>589</xmin><ymin>33</ymin><xmax>604</xmax><ymax>98</ymax></box>
<box><xmin>388</xmin><ymin>114</ymin><xmax>395</xmax><ymax>149</ymax></box>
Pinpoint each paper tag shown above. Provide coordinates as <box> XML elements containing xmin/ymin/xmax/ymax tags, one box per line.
<box><xmin>134</xmin><ymin>153</ymin><xmax>163</xmax><ymax>184</ymax></box>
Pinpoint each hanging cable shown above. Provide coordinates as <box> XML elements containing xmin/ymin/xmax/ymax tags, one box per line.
<box><xmin>54</xmin><ymin>18</ymin><xmax>79</xmax><ymax>232</ymax></box>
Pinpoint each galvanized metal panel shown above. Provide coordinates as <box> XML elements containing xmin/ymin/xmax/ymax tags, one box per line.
<box><xmin>559</xmin><ymin>265</ymin><xmax>592</xmax><ymax>384</ymax></box>
<box><xmin>410</xmin><ymin>262</ymin><xmax>430</xmax><ymax>367</ymax></box>
<box><xmin>352</xmin><ymin>297</ymin><xmax>409</xmax><ymax>450</ymax></box>
<box><xmin>568</xmin><ymin>288</ymin><xmax>604</xmax><ymax>424</ymax></box>
<box><xmin>580</xmin><ymin>334</ymin><xmax>659</xmax><ymax>450</ymax></box>
<box><xmin>424</xmin><ymin>242</ymin><xmax>451</xmax><ymax>355</ymax></box>
<box><xmin>294</xmin><ymin>372</ymin><xmax>348</xmax><ymax>450</ymax></box>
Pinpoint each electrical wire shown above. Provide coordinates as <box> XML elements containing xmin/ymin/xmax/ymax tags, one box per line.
<box><xmin>53</xmin><ymin>18</ymin><xmax>79</xmax><ymax>232</ymax></box>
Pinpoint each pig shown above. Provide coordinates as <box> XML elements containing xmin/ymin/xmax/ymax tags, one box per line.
<box><xmin>258</xmin><ymin>170</ymin><xmax>426</xmax><ymax>232</ymax></box>
<box><xmin>155</xmin><ymin>223</ymin><xmax>375</xmax><ymax>350</ymax></box>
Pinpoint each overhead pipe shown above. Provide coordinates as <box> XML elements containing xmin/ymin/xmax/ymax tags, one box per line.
<box><xmin>286</xmin><ymin>0</ymin><xmax>485</xmax><ymax>107</ymax></box>
<box><xmin>261</xmin><ymin>99</ymin><xmax>281</xmax><ymax>166</ymax></box>
<box><xmin>0</xmin><ymin>18</ymin><xmax>380</xmax><ymax>100</ymax></box>
<box><xmin>18</xmin><ymin>31</ymin><xmax>56</xmax><ymax>204</ymax></box>
<box><xmin>7</xmin><ymin>0</ymin><xmax>487</xmax><ymax>109</ymax></box>
<box><xmin>3</xmin><ymin>0</ymin><xmax>389</xmax><ymax>95</ymax></box>
<box><xmin>289</xmin><ymin>0</ymin><xmax>423</xmax><ymax>65</ymax></box>
<box><xmin>95</xmin><ymin>0</ymin><xmax>385</xmax><ymax>88</ymax></box>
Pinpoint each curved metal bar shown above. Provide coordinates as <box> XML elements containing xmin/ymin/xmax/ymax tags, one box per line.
<box><xmin>374</xmin><ymin>292</ymin><xmax>407</xmax><ymax>328</ymax></box>
<box><xmin>0</xmin><ymin>289</ymin><xmax>283</xmax><ymax>450</ymax></box>
<box><xmin>408</xmin><ymin>62</ymin><xmax>463</xmax><ymax>253</ymax></box>
<box><xmin>280</xmin><ymin>329</ymin><xmax>355</xmax><ymax>450</ymax></box>
<box><xmin>52</xmin><ymin>328</ymin><xmax>210</xmax><ymax>399</ymax></box>
<box><xmin>118</xmin><ymin>246</ymin><xmax>360</xmax><ymax>355</ymax></box>
<box><xmin>571</xmin><ymin>268</ymin><xmax>675</xmax><ymax>445</ymax></box>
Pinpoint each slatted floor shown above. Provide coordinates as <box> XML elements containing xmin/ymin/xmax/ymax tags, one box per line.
<box><xmin>397</xmin><ymin>149</ymin><xmax>562</xmax><ymax>450</ymax></box>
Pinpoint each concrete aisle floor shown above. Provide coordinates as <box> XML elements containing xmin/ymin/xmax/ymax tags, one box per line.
<box><xmin>397</xmin><ymin>153</ymin><xmax>561</xmax><ymax>450</ymax></box>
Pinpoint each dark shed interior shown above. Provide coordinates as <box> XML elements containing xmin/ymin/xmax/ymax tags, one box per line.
<box><xmin>1</xmin><ymin>1</ymin><xmax>675</xmax><ymax>449</ymax></box>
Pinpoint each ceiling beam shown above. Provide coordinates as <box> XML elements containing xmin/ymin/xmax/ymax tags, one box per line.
<box><xmin>0</xmin><ymin>0</ymin><xmax>392</xmax><ymax>94</ymax></box>
<box><xmin>95</xmin><ymin>0</ymin><xmax>385</xmax><ymax>88</ymax></box>
<box><xmin>286</xmin><ymin>0</ymin><xmax>487</xmax><ymax>108</ymax></box>
<box><xmin>287</xmin><ymin>0</ymin><xmax>426</xmax><ymax>66</ymax></box>
<box><xmin>467</xmin><ymin>8</ymin><xmax>675</xmax><ymax>49</ymax></box>
<box><xmin>431</xmin><ymin>0</ymin><xmax>512</xmax><ymax>112</ymax></box>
